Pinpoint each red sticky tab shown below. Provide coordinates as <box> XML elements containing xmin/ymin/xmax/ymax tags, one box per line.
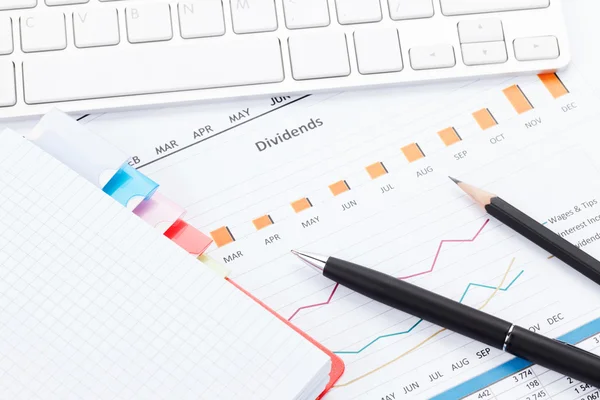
<box><xmin>164</xmin><ymin>219</ymin><xmax>212</xmax><ymax>256</ymax></box>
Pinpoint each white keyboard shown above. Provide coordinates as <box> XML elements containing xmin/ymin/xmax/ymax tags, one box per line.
<box><xmin>0</xmin><ymin>0</ymin><xmax>570</xmax><ymax>120</ymax></box>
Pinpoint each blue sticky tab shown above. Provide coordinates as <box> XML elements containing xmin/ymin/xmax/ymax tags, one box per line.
<box><xmin>102</xmin><ymin>164</ymin><xmax>159</xmax><ymax>210</ymax></box>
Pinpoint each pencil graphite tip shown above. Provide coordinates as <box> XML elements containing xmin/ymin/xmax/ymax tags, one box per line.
<box><xmin>448</xmin><ymin>176</ymin><xmax>461</xmax><ymax>184</ymax></box>
<box><xmin>452</xmin><ymin>180</ymin><xmax>495</xmax><ymax>206</ymax></box>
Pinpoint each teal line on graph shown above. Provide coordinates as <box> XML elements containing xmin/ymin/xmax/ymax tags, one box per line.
<box><xmin>458</xmin><ymin>270</ymin><xmax>524</xmax><ymax>303</ymax></box>
<box><xmin>334</xmin><ymin>270</ymin><xmax>524</xmax><ymax>355</ymax></box>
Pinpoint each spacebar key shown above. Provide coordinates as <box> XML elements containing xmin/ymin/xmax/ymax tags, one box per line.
<box><xmin>440</xmin><ymin>0</ymin><xmax>549</xmax><ymax>16</ymax></box>
<box><xmin>23</xmin><ymin>37</ymin><xmax>284</xmax><ymax>104</ymax></box>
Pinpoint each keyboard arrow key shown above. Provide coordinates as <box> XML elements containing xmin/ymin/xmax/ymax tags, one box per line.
<box><xmin>410</xmin><ymin>44</ymin><xmax>455</xmax><ymax>70</ymax></box>
<box><xmin>461</xmin><ymin>41</ymin><xmax>507</xmax><ymax>66</ymax></box>
<box><xmin>514</xmin><ymin>36</ymin><xmax>559</xmax><ymax>61</ymax></box>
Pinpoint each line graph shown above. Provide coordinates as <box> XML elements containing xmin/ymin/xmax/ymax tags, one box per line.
<box><xmin>287</xmin><ymin>283</ymin><xmax>340</xmax><ymax>321</ymax></box>
<box><xmin>398</xmin><ymin>219</ymin><xmax>490</xmax><ymax>280</ymax></box>
<box><xmin>334</xmin><ymin>262</ymin><xmax>523</xmax><ymax>355</ymax></box>
<box><xmin>288</xmin><ymin>219</ymin><xmax>491</xmax><ymax>321</ymax></box>
<box><xmin>334</xmin><ymin>257</ymin><xmax>518</xmax><ymax>388</ymax></box>
<box><xmin>334</xmin><ymin>320</ymin><xmax>423</xmax><ymax>355</ymax></box>
<box><xmin>458</xmin><ymin>270</ymin><xmax>524</xmax><ymax>304</ymax></box>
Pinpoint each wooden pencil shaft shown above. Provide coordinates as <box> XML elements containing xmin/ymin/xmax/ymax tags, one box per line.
<box><xmin>486</xmin><ymin>197</ymin><xmax>600</xmax><ymax>286</ymax></box>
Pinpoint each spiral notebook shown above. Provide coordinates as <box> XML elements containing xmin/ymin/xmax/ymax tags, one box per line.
<box><xmin>0</xmin><ymin>128</ymin><xmax>343</xmax><ymax>399</ymax></box>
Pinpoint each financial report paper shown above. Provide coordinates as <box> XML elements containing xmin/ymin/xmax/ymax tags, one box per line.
<box><xmin>80</xmin><ymin>65</ymin><xmax>600</xmax><ymax>400</ymax></box>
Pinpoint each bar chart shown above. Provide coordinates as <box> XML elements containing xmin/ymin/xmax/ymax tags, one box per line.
<box><xmin>472</xmin><ymin>108</ymin><xmax>498</xmax><ymax>131</ymax></box>
<box><xmin>366</xmin><ymin>162</ymin><xmax>389</xmax><ymax>180</ymax></box>
<box><xmin>211</xmin><ymin>225</ymin><xmax>235</xmax><ymax>247</ymax></box>
<box><xmin>292</xmin><ymin>197</ymin><xmax>313</xmax><ymax>213</ymax></box>
<box><xmin>401</xmin><ymin>142</ymin><xmax>426</xmax><ymax>162</ymax></box>
<box><xmin>329</xmin><ymin>180</ymin><xmax>351</xmax><ymax>196</ymax></box>
<box><xmin>437</xmin><ymin>127</ymin><xmax>462</xmax><ymax>147</ymax></box>
<box><xmin>539</xmin><ymin>72</ymin><xmax>570</xmax><ymax>99</ymax></box>
<box><xmin>207</xmin><ymin>73</ymin><xmax>572</xmax><ymax>248</ymax></box>
<box><xmin>253</xmin><ymin>214</ymin><xmax>274</xmax><ymax>230</ymax></box>
<box><xmin>503</xmin><ymin>85</ymin><xmax>534</xmax><ymax>114</ymax></box>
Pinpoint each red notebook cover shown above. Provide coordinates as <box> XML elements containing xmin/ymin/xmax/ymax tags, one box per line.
<box><xmin>227</xmin><ymin>278</ymin><xmax>345</xmax><ymax>399</ymax></box>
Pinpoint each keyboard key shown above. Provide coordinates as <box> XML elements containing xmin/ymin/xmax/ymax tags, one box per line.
<box><xmin>458</xmin><ymin>19</ymin><xmax>503</xmax><ymax>43</ymax></box>
<box><xmin>441</xmin><ymin>0</ymin><xmax>549</xmax><ymax>16</ymax></box>
<box><xmin>462</xmin><ymin>41</ymin><xmax>507</xmax><ymax>65</ymax></box>
<box><xmin>336</xmin><ymin>0</ymin><xmax>382</xmax><ymax>24</ymax></box>
<box><xmin>514</xmin><ymin>36</ymin><xmax>559</xmax><ymax>61</ymax></box>
<box><xmin>46</xmin><ymin>0</ymin><xmax>89</xmax><ymax>5</ymax></box>
<box><xmin>283</xmin><ymin>0</ymin><xmax>330</xmax><ymax>29</ymax></box>
<box><xmin>20</xmin><ymin>12</ymin><xmax>67</xmax><ymax>53</ymax></box>
<box><xmin>0</xmin><ymin>62</ymin><xmax>16</xmax><ymax>107</ymax></box>
<box><xmin>230</xmin><ymin>0</ymin><xmax>277</xmax><ymax>34</ymax></box>
<box><xmin>0</xmin><ymin>18</ymin><xmax>13</xmax><ymax>55</ymax></box>
<box><xmin>126</xmin><ymin>4</ymin><xmax>173</xmax><ymax>43</ymax></box>
<box><xmin>178</xmin><ymin>1</ymin><xmax>225</xmax><ymax>38</ymax></box>
<box><xmin>23</xmin><ymin>37</ymin><xmax>284</xmax><ymax>104</ymax></box>
<box><xmin>389</xmin><ymin>0</ymin><xmax>434</xmax><ymax>20</ymax></box>
<box><xmin>0</xmin><ymin>0</ymin><xmax>36</xmax><ymax>11</ymax></box>
<box><xmin>355</xmin><ymin>28</ymin><xmax>403</xmax><ymax>74</ymax></box>
<box><xmin>410</xmin><ymin>44</ymin><xmax>455</xmax><ymax>70</ymax></box>
<box><xmin>289</xmin><ymin>32</ymin><xmax>350</xmax><ymax>80</ymax></box>
<box><xmin>73</xmin><ymin>8</ymin><xmax>120</xmax><ymax>48</ymax></box>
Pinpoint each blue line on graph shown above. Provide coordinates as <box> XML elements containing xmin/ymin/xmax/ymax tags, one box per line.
<box><xmin>334</xmin><ymin>320</ymin><xmax>424</xmax><ymax>355</ymax></box>
<box><xmin>458</xmin><ymin>270</ymin><xmax>524</xmax><ymax>303</ymax></box>
<box><xmin>431</xmin><ymin>317</ymin><xmax>600</xmax><ymax>400</ymax></box>
<box><xmin>334</xmin><ymin>271</ymin><xmax>524</xmax><ymax>355</ymax></box>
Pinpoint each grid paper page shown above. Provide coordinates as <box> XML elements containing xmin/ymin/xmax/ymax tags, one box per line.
<box><xmin>0</xmin><ymin>130</ymin><xmax>330</xmax><ymax>399</ymax></box>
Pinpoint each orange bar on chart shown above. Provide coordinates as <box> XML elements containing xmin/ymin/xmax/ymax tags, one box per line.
<box><xmin>401</xmin><ymin>143</ymin><xmax>425</xmax><ymax>163</ymax></box>
<box><xmin>329</xmin><ymin>180</ymin><xmax>350</xmax><ymax>196</ymax></box>
<box><xmin>538</xmin><ymin>73</ymin><xmax>569</xmax><ymax>99</ymax></box>
<box><xmin>253</xmin><ymin>215</ymin><xmax>274</xmax><ymax>230</ymax></box>
<box><xmin>291</xmin><ymin>198</ymin><xmax>312</xmax><ymax>213</ymax></box>
<box><xmin>437</xmin><ymin>127</ymin><xmax>461</xmax><ymax>146</ymax></box>
<box><xmin>472</xmin><ymin>108</ymin><xmax>498</xmax><ymax>130</ymax></box>
<box><xmin>210</xmin><ymin>226</ymin><xmax>235</xmax><ymax>247</ymax></box>
<box><xmin>503</xmin><ymin>85</ymin><xmax>533</xmax><ymax>114</ymax></box>
<box><xmin>366</xmin><ymin>162</ymin><xmax>388</xmax><ymax>179</ymax></box>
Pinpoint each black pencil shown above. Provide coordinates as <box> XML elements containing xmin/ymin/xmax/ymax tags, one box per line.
<box><xmin>450</xmin><ymin>176</ymin><xmax>600</xmax><ymax>286</ymax></box>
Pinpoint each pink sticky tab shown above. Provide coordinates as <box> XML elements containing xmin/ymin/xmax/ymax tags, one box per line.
<box><xmin>133</xmin><ymin>192</ymin><xmax>186</xmax><ymax>234</ymax></box>
<box><xmin>164</xmin><ymin>219</ymin><xmax>213</xmax><ymax>256</ymax></box>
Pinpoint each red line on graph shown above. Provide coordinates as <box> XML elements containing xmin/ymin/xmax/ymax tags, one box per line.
<box><xmin>397</xmin><ymin>218</ymin><xmax>490</xmax><ymax>280</ymax></box>
<box><xmin>288</xmin><ymin>283</ymin><xmax>340</xmax><ymax>321</ymax></box>
<box><xmin>287</xmin><ymin>219</ymin><xmax>490</xmax><ymax>321</ymax></box>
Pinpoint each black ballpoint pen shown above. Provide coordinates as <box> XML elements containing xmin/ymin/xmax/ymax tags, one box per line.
<box><xmin>291</xmin><ymin>250</ymin><xmax>600</xmax><ymax>387</ymax></box>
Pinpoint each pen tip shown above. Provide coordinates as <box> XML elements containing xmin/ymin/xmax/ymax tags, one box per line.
<box><xmin>448</xmin><ymin>176</ymin><xmax>461</xmax><ymax>184</ymax></box>
<box><xmin>290</xmin><ymin>250</ymin><xmax>327</xmax><ymax>272</ymax></box>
